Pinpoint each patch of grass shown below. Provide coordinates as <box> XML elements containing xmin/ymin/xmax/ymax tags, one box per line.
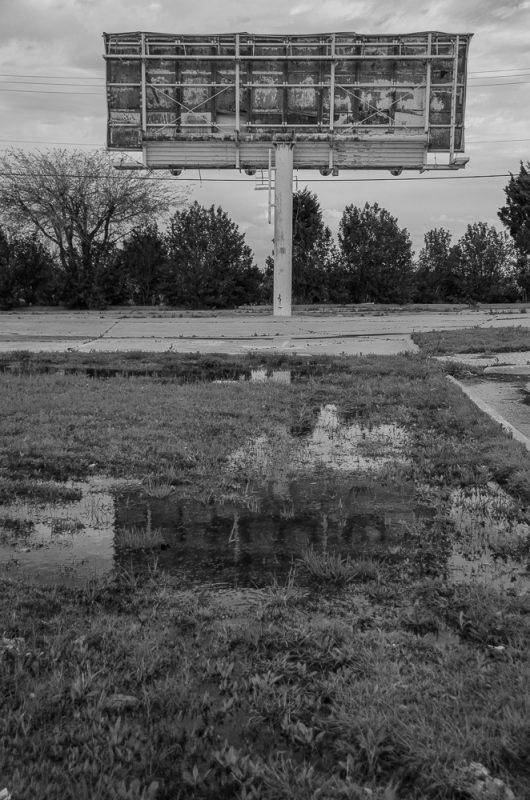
<box><xmin>299</xmin><ymin>548</ymin><xmax>380</xmax><ymax>586</ymax></box>
<box><xmin>2</xmin><ymin>570</ymin><xmax>529</xmax><ymax>799</ymax></box>
<box><xmin>2</xmin><ymin>351</ymin><xmax>530</xmax><ymax>798</ymax></box>
<box><xmin>116</xmin><ymin>525</ymin><xmax>167</xmax><ymax>551</ymax></box>
<box><xmin>143</xmin><ymin>477</ymin><xmax>175</xmax><ymax>498</ymax></box>
<box><xmin>0</xmin><ymin>478</ymin><xmax>83</xmax><ymax>504</ymax></box>
<box><xmin>412</xmin><ymin>325</ymin><xmax>530</xmax><ymax>355</ymax></box>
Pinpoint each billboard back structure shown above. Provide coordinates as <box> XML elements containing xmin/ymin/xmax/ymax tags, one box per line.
<box><xmin>104</xmin><ymin>31</ymin><xmax>472</xmax><ymax>173</ymax></box>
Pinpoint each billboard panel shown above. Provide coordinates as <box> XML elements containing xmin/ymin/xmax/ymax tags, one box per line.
<box><xmin>104</xmin><ymin>31</ymin><xmax>472</xmax><ymax>171</ymax></box>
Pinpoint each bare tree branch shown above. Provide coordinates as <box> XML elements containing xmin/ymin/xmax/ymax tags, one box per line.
<box><xmin>0</xmin><ymin>148</ymin><xmax>189</xmax><ymax>306</ymax></box>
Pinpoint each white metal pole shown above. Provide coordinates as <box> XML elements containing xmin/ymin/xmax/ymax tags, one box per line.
<box><xmin>273</xmin><ymin>143</ymin><xmax>293</xmax><ymax>317</ymax></box>
<box><xmin>141</xmin><ymin>33</ymin><xmax>147</xmax><ymax>134</ymax></box>
<box><xmin>268</xmin><ymin>147</ymin><xmax>273</xmax><ymax>225</ymax></box>
<box><xmin>449</xmin><ymin>35</ymin><xmax>460</xmax><ymax>161</ymax></box>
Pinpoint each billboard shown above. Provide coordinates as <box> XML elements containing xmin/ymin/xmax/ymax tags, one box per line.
<box><xmin>104</xmin><ymin>31</ymin><xmax>472</xmax><ymax>171</ymax></box>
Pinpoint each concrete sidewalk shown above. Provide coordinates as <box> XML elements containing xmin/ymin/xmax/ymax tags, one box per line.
<box><xmin>1</xmin><ymin>308</ymin><xmax>529</xmax><ymax>356</ymax></box>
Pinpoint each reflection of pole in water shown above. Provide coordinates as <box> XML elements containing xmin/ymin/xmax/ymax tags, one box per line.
<box><xmin>336</xmin><ymin>496</ymin><xmax>347</xmax><ymax>534</ymax></box>
<box><xmin>271</xmin><ymin>370</ymin><xmax>291</xmax><ymax>385</ymax></box>
<box><xmin>250</xmin><ymin>369</ymin><xmax>291</xmax><ymax>385</ymax></box>
<box><xmin>321</xmin><ymin>512</ymin><xmax>328</xmax><ymax>554</ymax></box>
<box><xmin>228</xmin><ymin>511</ymin><xmax>241</xmax><ymax>563</ymax></box>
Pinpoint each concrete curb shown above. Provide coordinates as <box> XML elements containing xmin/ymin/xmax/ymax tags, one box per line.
<box><xmin>447</xmin><ymin>376</ymin><xmax>530</xmax><ymax>452</ymax></box>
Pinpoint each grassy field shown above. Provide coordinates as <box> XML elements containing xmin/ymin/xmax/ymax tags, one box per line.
<box><xmin>2</xmin><ymin>351</ymin><xmax>530</xmax><ymax>799</ymax></box>
<box><xmin>412</xmin><ymin>325</ymin><xmax>530</xmax><ymax>356</ymax></box>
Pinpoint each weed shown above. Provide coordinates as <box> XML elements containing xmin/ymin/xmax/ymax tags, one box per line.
<box><xmin>299</xmin><ymin>548</ymin><xmax>379</xmax><ymax>586</ymax></box>
<box><xmin>143</xmin><ymin>477</ymin><xmax>174</xmax><ymax>499</ymax></box>
<box><xmin>116</xmin><ymin>525</ymin><xmax>166</xmax><ymax>551</ymax></box>
<box><xmin>257</xmin><ymin>567</ymin><xmax>306</xmax><ymax>619</ymax></box>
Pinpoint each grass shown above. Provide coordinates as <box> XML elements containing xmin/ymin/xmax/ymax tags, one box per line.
<box><xmin>298</xmin><ymin>548</ymin><xmax>380</xmax><ymax>585</ymax></box>
<box><xmin>116</xmin><ymin>525</ymin><xmax>167</xmax><ymax>551</ymax></box>
<box><xmin>2</xmin><ymin>570</ymin><xmax>530</xmax><ymax>799</ymax></box>
<box><xmin>0</xmin><ymin>478</ymin><xmax>83</xmax><ymax>504</ymax></box>
<box><xmin>412</xmin><ymin>325</ymin><xmax>530</xmax><ymax>356</ymax></box>
<box><xmin>2</xmin><ymin>350</ymin><xmax>530</xmax><ymax>798</ymax></box>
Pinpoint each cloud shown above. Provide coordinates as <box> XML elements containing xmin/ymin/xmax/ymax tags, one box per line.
<box><xmin>0</xmin><ymin>0</ymin><xmax>528</xmax><ymax>265</ymax></box>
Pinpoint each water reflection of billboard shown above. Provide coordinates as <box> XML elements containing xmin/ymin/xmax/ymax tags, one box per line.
<box><xmin>104</xmin><ymin>31</ymin><xmax>471</xmax><ymax>171</ymax></box>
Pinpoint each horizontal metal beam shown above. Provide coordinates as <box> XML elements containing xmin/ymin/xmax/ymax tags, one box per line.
<box><xmin>108</xmin><ymin>81</ymin><xmax>462</xmax><ymax>90</ymax></box>
<box><xmin>104</xmin><ymin>54</ymin><xmax>459</xmax><ymax>61</ymax></box>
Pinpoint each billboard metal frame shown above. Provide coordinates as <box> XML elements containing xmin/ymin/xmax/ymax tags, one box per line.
<box><xmin>104</xmin><ymin>31</ymin><xmax>471</xmax><ymax>172</ymax></box>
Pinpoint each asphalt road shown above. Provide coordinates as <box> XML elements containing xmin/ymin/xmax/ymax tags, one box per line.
<box><xmin>1</xmin><ymin>308</ymin><xmax>529</xmax><ymax>355</ymax></box>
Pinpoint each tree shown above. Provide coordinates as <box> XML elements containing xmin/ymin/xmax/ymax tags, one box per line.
<box><xmin>291</xmin><ymin>188</ymin><xmax>337</xmax><ymax>303</ymax></box>
<box><xmin>109</xmin><ymin>223</ymin><xmax>167</xmax><ymax>305</ymax></box>
<box><xmin>164</xmin><ymin>202</ymin><xmax>262</xmax><ymax>308</ymax></box>
<box><xmin>0</xmin><ymin>227</ymin><xmax>15</xmax><ymax>309</ymax></box>
<box><xmin>414</xmin><ymin>228</ymin><xmax>463</xmax><ymax>302</ymax></box>
<box><xmin>262</xmin><ymin>188</ymin><xmax>342</xmax><ymax>304</ymax></box>
<box><xmin>499</xmin><ymin>161</ymin><xmax>530</xmax><ymax>255</ymax></box>
<box><xmin>11</xmin><ymin>233</ymin><xmax>58</xmax><ymax>306</ymax></box>
<box><xmin>0</xmin><ymin>148</ymin><xmax>175</xmax><ymax>308</ymax></box>
<box><xmin>338</xmin><ymin>202</ymin><xmax>414</xmax><ymax>303</ymax></box>
<box><xmin>455</xmin><ymin>222</ymin><xmax>518</xmax><ymax>303</ymax></box>
<box><xmin>0</xmin><ymin>226</ymin><xmax>58</xmax><ymax>308</ymax></box>
<box><xmin>499</xmin><ymin>162</ymin><xmax>530</xmax><ymax>300</ymax></box>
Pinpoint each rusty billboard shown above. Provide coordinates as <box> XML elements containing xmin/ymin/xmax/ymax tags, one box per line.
<box><xmin>104</xmin><ymin>31</ymin><xmax>471</xmax><ymax>172</ymax></box>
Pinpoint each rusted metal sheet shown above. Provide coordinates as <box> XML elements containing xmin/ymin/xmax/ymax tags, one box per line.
<box><xmin>104</xmin><ymin>31</ymin><xmax>471</xmax><ymax>169</ymax></box>
<box><xmin>144</xmin><ymin>137</ymin><xmax>428</xmax><ymax>170</ymax></box>
<box><xmin>144</xmin><ymin>140</ymin><xmax>236</xmax><ymax>168</ymax></box>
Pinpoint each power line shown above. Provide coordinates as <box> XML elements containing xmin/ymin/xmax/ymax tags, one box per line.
<box><xmin>0</xmin><ymin>75</ymin><xmax>529</xmax><ymax>96</ymax></box>
<box><xmin>0</xmin><ymin>170</ymin><xmax>511</xmax><ymax>182</ymax></box>
<box><xmin>0</xmin><ymin>87</ymin><xmax>101</xmax><ymax>95</ymax></box>
<box><xmin>0</xmin><ymin>72</ymin><xmax>101</xmax><ymax>80</ymax></box>
<box><xmin>0</xmin><ymin>130</ymin><xmax>525</xmax><ymax>148</ymax></box>
<box><xmin>0</xmin><ymin>80</ymin><xmax>102</xmax><ymax>88</ymax></box>
<box><xmin>468</xmin><ymin>67</ymin><xmax>530</xmax><ymax>74</ymax></box>
<box><xmin>467</xmin><ymin>137</ymin><xmax>530</xmax><ymax>144</ymax></box>
<box><xmin>468</xmin><ymin>80</ymin><xmax>530</xmax><ymax>87</ymax></box>
<box><xmin>161</xmin><ymin>174</ymin><xmax>512</xmax><ymax>183</ymax></box>
<box><xmin>0</xmin><ymin>138</ymin><xmax>101</xmax><ymax>146</ymax></box>
<box><xmin>1</xmin><ymin>65</ymin><xmax>530</xmax><ymax>78</ymax></box>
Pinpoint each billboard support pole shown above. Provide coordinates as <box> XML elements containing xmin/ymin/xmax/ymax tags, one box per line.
<box><xmin>273</xmin><ymin>142</ymin><xmax>294</xmax><ymax>317</ymax></box>
<box><xmin>235</xmin><ymin>33</ymin><xmax>240</xmax><ymax>169</ymax></box>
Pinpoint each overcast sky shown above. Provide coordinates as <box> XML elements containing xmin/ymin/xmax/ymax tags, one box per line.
<box><xmin>1</xmin><ymin>0</ymin><xmax>529</xmax><ymax>265</ymax></box>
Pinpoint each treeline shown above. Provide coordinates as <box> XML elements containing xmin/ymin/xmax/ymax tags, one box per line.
<box><xmin>0</xmin><ymin>204</ymin><xmax>262</xmax><ymax>310</ymax></box>
<box><xmin>2</xmin><ymin>195</ymin><xmax>526</xmax><ymax>310</ymax></box>
<box><xmin>1</xmin><ymin>148</ymin><xmax>529</xmax><ymax>309</ymax></box>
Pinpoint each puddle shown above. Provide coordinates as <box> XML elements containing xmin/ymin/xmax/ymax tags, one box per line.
<box><xmin>214</xmin><ymin>369</ymin><xmax>292</xmax><ymax>384</ymax></box>
<box><xmin>0</xmin><ymin>362</ymin><xmax>296</xmax><ymax>384</ymax></box>
<box><xmin>111</xmin><ymin>477</ymin><xmax>420</xmax><ymax>589</ymax></box>
<box><xmin>2</xmin><ymin>410</ymin><xmax>529</xmax><ymax>592</ymax></box>
<box><xmin>448</xmin><ymin>483</ymin><xmax>530</xmax><ymax>589</ymax></box>
<box><xmin>230</xmin><ymin>405</ymin><xmax>409</xmax><ymax>474</ymax></box>
<box><xmin>0</xmin><ymin>455</ymin><xmax>420</xmax><ymax>590</ymax></box>
<box><xmin>0</xmin><ymin>481</ymin><xmax>117</xmax><ymax>586</ymax></box>
<box><xmin>3</xmin><ymin>476</ymin><xmax>530</xmax><ymax>591</ymax></box>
